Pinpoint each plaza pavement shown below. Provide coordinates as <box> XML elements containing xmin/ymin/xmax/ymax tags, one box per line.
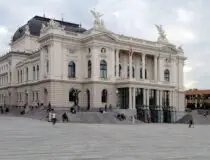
<box><xmin>1</xmin><ymin>116</ymin><xmax>210</xmax><ymax>160</ymax></box>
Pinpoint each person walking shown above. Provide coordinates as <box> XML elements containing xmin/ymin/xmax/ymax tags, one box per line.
<box><xmin>51</xmin><ymin>111</ymin><xmax>56</xmax><ymax>125</ymax></box>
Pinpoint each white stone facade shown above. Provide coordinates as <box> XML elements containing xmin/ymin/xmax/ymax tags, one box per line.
<box><xmin>0</xmin><ymin>13</ymin><xmax>186</xmax><ymax>111</ymax></box>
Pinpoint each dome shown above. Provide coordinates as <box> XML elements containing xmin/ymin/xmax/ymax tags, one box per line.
<box><xmin>12</xmin><ymin>16</ymin><xmax>87</xmax><ymax>42</ymax></box>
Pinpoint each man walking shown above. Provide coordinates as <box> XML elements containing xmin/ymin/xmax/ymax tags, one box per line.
<box><xmin>51</xmin><ymin>110</ymin><xmax>56</xmax><ymax>125</ymax></box>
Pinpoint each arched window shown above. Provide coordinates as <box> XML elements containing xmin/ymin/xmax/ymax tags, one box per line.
<box><xmin>33</xmin><ymin>66</ymin><xmax>36</xmax><ymax>80</ymax></box>
<box><xmin>26</xmin><ymin>67</ymin><xmax>28</xmax><ymax>81</ymax></box>
<box><xmin>88</xmin><ymin>60</ymin><xmax>91</xmax><ymax>78</ymax></box>
<box><xmin>101</xmin><ymin>89</ymin><xmax>108</xmax><ymax>103</ymax></box>
<box><xmin>68</xmin><ymin>61</ymin><xmax>76</xmax><ymax>78</ymax></box>
<box><xmin>119</xmin><ymin>64</ymin><xmax>122</xmax><ymax>77</ymax></box>
<box><xmin>101</xmin><ymin>48</ymin><xmax>106</xmax><ymax>53</ymax></box>
<box><xmin>69</xmin><ymin>89</ymin><xmax>75</xmax><ymax>102</ymax></box>
<box><xmin>132</xmin><ymin>66</ymin><xmax>135</xmax><ymax>78</ymax></box>
<box><xmin>164</xmin><ymin>69</ymin><xmax>170</xmax><ymax>82</ymax></box>
<box><xmin>36</xmin><ymin>65</ymin><xmax>39</xmax><ymax>80</ymax></box>
<box><xmin>140</xmin><ymin>68</ymin><xmax>142</xmax><ymax>79</ymax></box>
<box><xmin>100</xmin><ymin>60</ymin><xmax>107</xmax><ymax>79</ymax></box>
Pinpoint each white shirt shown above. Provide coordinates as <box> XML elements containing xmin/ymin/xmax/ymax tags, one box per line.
<box><xmin>52</xmin><ymin>113</ymin><xmax>56</xmax><ymax>119</ymax></box>
<box><xmin>49</xmin><ymin>112</ymin><xmax>52</xmax><ymax>120</ymax></box>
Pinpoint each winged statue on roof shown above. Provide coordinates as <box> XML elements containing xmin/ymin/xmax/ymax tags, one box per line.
<box><xmin>155</xmin><ymin>24</ymin><xmax>168</xmax><ymax>42</ymax></box>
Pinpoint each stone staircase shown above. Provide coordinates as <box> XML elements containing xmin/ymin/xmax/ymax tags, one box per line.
<box><xmin>2</xmin><ymin>107</ymin><xmax>143</xmax><ymax>124</ymax></box>
<box><xmin>176</xmin><ymin>110</ymin><xmax>210</xmax><ymax>125</ymax></box>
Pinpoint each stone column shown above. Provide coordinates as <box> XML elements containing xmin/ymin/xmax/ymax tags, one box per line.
<box><xmin>147</xmin><ymin>89</ymin><xmax>150</xmax><ymax>106</ymax></box>
<box><xmin>136</xmin><ymin>56</ymin><xmax>140</xmax><ymax>80</ymax></box>
<box><xmin>170</xmin><ymin>91</ymin><xmax>173</xmax><ymax>107</ymax></box>
<box><xmin>142</xmin><ymin>54</ymin><xmax>145</xmax><ymax>80</ymax></box>
<box><xmin>158</xmin><ymin>57</ymin><xmax>164</xmax><ymax>82</ymax></box>
<box><xmin>143</xmin><ymin>88</ymin><xmax>146</xmax><ymax>105</ymax></box>
<box><xmin>92</xmin><ymin>48</ymin><xmax>99</xmax><ymax>81</ymax></box>
<box><xmin>154</xmin><ymin>55</ymin><xmax>158</xmax><ymax>81</ymax></box>
<box><xmin>159</xmin><ymin>90</ymin><xmax>163</xmax><ymax>106</ymax></box>
<box><xmin>156</xmin><ymin>90</ymin><xmax>160</xmax><ymax>106</ymax></box>
<box><xmin>129</xmin><ymin>53</ymin><xmax>132</xmax><ymax>80</ymax></box>
<box><xmin>123</xmin><ymin>55</ymin><xmax>127</xmax><ymax>79</ymax></box>
<box><xmin>129</xmin><ymin>87</ymin><xmax>132</xmax><ymax>109</ymax></box>
<box><xmin>172</xmin><ymin>59</ymin><xmax>177</xmax><ymax>84</ymax></box>
<box><xmin>132</xmin><ymin>87</ymin><xmax>136</xmax><ymax>109</ymax></box>
<box><xmin>116</xmin><ymin>49</ymin><xmax>120</xmax><ymax>79</ymax></box>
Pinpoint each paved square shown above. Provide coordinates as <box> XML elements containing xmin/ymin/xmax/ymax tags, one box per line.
<box><xmin>0</xmin><ymin>116</ymin><xmax>209</xmax><ymax>160</ymax></box>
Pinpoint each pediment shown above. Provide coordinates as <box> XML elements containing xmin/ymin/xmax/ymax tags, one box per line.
<box><xmin>160</xmin><ymin>45</ymin><xmax>177</xmax><ymax>54</ymax></box>
<box><xmin>82</xmin><ymin>31</ymin><xmax>117</xmax><ymax>43</ymax></box>
<box><xmin>93</xmin><ymin>33</ymin><xmax>117</xmax><ymax>42</ymax></box>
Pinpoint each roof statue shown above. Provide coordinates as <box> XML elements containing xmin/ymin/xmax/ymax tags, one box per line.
<box><xmin>90</xmin><ymin>8</ymin><xmax>105</xmax><ymax>30</ymax></box>
<box><xmin>40</xmin><ymin>23</ymin><xmax>47</xmax><ymax>33</ymax></box>
<box><xmin>48</xmin><ymin>19</ymin><xmax>60</xmax><ymax>28</ymax></box>
<box><xmin>25</xmin><ymin>25</ymin><xmax>30</xmax><ymax>35</ymax></box>
<box><xmin>155</xmin><ymin>24</ymin><xmax>168</xmax><ymax>43</ymax></box>
<box><xmin>177</xmin><ymin>44</ymin><xmax>184</xmax><ymax>53</ymax></box>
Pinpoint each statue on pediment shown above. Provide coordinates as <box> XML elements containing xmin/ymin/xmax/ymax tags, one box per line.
<box><xmin>90</xmin><ymin>9</ymin><xmax>105</xmax><ymax>29</ymax></box>
<box><xmin>48</xmin><ymin>19</ymin><xmax>60</xmax><ymax>28</ymax></box>
<box><xmin>25</xmin><ymin>25</ymin><xmax>30</xmax><ymax>35</ymax></box>
<box><xmin>177</xmin><ymin>44</ymin><xmax>184</xmax><ymax>52</ymax></box>
<box><xmin>155</xmin><ymin>24</ymin><xmax>168</xmax><ymax>42</ymax></box>
<box><xmin>40</xmin><ymin>23</ymin><xmax>47</xmax><ymax>33</ymax></box>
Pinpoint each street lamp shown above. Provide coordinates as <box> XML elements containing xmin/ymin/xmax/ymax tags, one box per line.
<box><xmin>116</xmin><ymin>89</ymin><xmax>119</xmax><ymax>94</ymax></box>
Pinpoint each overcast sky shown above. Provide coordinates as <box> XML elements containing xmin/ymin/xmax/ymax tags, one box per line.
<box><xmin>0</xmin><ymin>0</ymin><xmax>208</xmax><ymax>89</ymax></box>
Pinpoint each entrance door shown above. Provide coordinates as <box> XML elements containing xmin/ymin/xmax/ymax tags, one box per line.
<box><xmin>86</xmin><ymin>89</ymin><xmax>90</xmax><ymax>110</ymax></box>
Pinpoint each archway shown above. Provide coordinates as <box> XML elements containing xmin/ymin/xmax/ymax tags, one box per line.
<box><xmin>86</xmin><ymin>89</ymin><xmax>90</xmax><ymax>110</ymax></box>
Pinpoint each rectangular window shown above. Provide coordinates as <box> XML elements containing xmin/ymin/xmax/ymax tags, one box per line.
<box><xmin>32</xmin><ymin>92</ymin><xmax>35</xmax><ymax>101</ymax></box>
<box><xmin>33</xmin><ymin>67</ymin><xmax>35</xmax><ymax>80</ymax></box>
<box><xmin>20</xmin><ymin>70</ymin><xmax>22</xmax><ymax>82</ymax></box>
<box><xmin>17</xmin><ymin>71</ymin><xmax>19</xmax><ymax>83</ymax></box>
<box><xmin>10</xmin><ymin>72</ymin><xmax>11</xmax><ymax>82</ymax></box>
<box><xmin>46</xmin><ymin>60</ymin><xmax>49</xmax><ymax>74</ymax></box>
<box><xmin>26</xmin><ymin>68</ymin><xmax>28</xmax><ymax>81</ymax></box>
<box><xmin>37</xmin><ymin>69</ymin><xmax>39</xmax><ymax>80</ymax></box>
<box><xmin>36</xmin><ymin>92</ymin><xmax>39</xmax><ymax>102</ymax></box>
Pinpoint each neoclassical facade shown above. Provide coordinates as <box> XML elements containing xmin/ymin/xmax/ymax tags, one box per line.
<box><xmin>0</xmin><ymin>10</ymin><xmax>186</xmax><ymax>111</ymax></box>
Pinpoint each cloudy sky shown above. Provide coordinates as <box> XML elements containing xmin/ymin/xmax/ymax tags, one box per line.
<box><xmin>0</xmin><ymin>0</ymin><xmax>208</xmax><ymax>89</ymax></box>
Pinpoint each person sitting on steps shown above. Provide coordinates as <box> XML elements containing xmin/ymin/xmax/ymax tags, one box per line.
<box><xmin>62</xmin><ymin>112</ymin><xmax>69</xmax><ymax>122</ymax></box>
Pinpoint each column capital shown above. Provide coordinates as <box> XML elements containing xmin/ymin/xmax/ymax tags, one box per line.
<box><xmin>154</xmin><ymin>54</ymin><xmax>158</xmax><ymax>58</ymax></box>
